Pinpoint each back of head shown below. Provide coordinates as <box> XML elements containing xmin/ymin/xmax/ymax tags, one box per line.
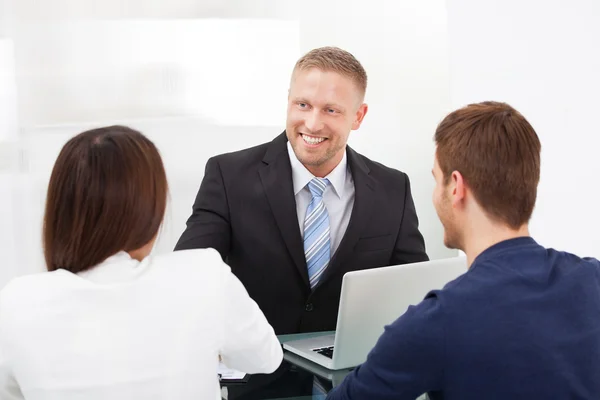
<box><xmin>293</xmin><ymin>46</ymin><xmax>368</xmax><ymax>100</ymax></box>
<box><xmin>435</xmin><ymin>101</ymin><xmax>541</xmax><ymax>229</ymax></box>
<box><xmin>43</xmin><ymin>125</ymin><xmax>168</xmax><ymax>273</ymax></box>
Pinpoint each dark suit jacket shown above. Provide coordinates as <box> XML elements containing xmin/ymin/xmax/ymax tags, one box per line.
<box><xmin>175</xmin><ymin>132</ymin><xmax>429</xmax><ymax>334</ymax></box>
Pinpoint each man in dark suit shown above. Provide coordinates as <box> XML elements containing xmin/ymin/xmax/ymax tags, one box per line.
<box><xmin>175</xmin><ymin>47</ymin><xmax>428</xmax><ymax>334</ymax></box>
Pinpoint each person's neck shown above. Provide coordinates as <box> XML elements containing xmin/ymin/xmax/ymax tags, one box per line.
<box><xmin>127</xmin><ymin>239</ymin><xmax>156</xmax><ymax>262</ymax></box>
<box><xmin>462</xmin><ymin>222</ymin><xmax>530</xmax><ymax>268</ymax></box>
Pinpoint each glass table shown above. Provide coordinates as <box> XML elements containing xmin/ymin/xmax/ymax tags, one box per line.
<box><xmin>221</xmin><ymin>331</ymin><xmax>344</xmax><ymax>400</ymax></box>
<box><xmin>222</xmin><ymin>332</ymin><xmax>427</xmax><ymax>400</ymax></box>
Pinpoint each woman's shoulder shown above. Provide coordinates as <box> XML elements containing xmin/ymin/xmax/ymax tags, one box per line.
<box><xmin>0</xmin><ymin>270</ymin><xmax>69</xmax><ymax>314</ymax></box>
<box><xmin>151</xmin><ymin>248</ymin><xmax>226</xmax><ymax>269</ymax></box>
<box><xmin>147</xmin><ymin>248</ymin><xmax>233</xmax><ymax>283</ymax></box>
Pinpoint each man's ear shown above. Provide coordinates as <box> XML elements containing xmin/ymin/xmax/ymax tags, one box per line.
<box><xmin>352</xmin><ymin>103</ymin><xmax>368</xmax><ymax>130</ymax></box>
<box><xmin>451</xmin><ymin>170</ymin><xmax>466</xmax><ymax>208</ymax></box>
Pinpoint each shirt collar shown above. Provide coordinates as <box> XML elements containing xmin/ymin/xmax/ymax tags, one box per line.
<box><xmin>472</xmin><ymin>236</ymin><xmax>539</xmax><ymax>266</ymax></box>
<box><xmin>287</xmin><ymin>141</ymin><xmax>347</xmax><ymax>199</ymax></box>
<box><xmin>75</xmin><ymin>251</ymin><xmax>148</xmax><ymax>284</ymax></box>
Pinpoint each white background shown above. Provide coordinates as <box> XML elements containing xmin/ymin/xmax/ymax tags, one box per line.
<box><xmin>446</xmin><ymin>0</ymin><xmax>599</xmax><ymax>258</ymax></box>
<box><xmin>1</xmin><ymin>0</ymin><xmax>598</xmax><ymax>288</ymax></box>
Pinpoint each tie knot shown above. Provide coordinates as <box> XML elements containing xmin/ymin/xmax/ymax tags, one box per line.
<box><xmin>308</xmin><ymin>178</ymin><xmax>329</xmax><ymax>198</ymax></box>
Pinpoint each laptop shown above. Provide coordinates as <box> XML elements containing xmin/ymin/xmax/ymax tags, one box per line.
<box><xmin>283</xmin><ymin>256</ymin><xmax>467</xmax><ymax>370</ymax></box>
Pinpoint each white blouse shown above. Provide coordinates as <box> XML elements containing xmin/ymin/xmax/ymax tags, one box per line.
<box><xmin>0</xmin><ymin>248</ymin><xmax>283</xmax><ymax>400</ymax></box>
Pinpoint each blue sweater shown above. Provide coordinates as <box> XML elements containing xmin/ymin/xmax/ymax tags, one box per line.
<box><xmin>327</xmin><ymin>237</ymin><xmax>600</xmax><ymax>399</ymax></box>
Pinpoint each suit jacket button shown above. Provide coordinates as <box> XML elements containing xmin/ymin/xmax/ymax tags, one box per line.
<box><xmin>305</xmin><ymin>303</ymin><xmax>314</xmax><ymax>312</ymax></box>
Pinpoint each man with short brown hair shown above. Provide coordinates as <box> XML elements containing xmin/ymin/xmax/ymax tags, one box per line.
<box><xmin>175</xmin><ymin>46</ymin><xmax>428</xmax><ymax>334</ymax></box>
<box><xmin>327</xmin><ymin>102</ymin><xmax>600</xmax><ymax>399</ymax></box>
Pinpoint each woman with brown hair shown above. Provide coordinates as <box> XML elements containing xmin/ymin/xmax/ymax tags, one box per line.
<box><xmin>0</xmin><ymin>126</ymin><xmax>282</xmax><ymax>400</ymax></box>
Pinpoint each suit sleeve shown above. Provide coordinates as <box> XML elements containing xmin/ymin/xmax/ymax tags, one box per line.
<box><xmin>174</xmin><ymin>157</ymin><xmax>231</xmax><ymax>259</ymax></box>
<box><xmin>392</xmin><ymin>173</ymin><xmax>429</xmax><ymax>264</ymax></box>
<box><xmin>326</xmin><ymin>295</ymin><xmax>444</xmax><ymax>400</ymax></box>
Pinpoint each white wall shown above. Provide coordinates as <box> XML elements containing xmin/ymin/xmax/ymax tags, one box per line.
<box><xmin>4</xmin><ymin>18</ymin><xmax>301</xmax><ymax>281</ymax></box>
<box><xmin>1</xmin><ymin>0</ymin><xmax>455</xmax><ymax>289</ymax></box>
<box><xmin>0</xmin><ymin>37</ymin><xmax>19</xmax><ymax>286</ymax></box>
<box><xmin>0</xmin><ymin>39</ymin><xmax>17</xmax><ymax>142</ymax></box>
<box><xmin>11</xmin><ymin>19</ymin><xmax>298</xmax><ymax>126</ymax></box>
<box><xmin>446</xmin><ymin>0</ymin><xmax>600</xmax><ymax>258</ymax></box>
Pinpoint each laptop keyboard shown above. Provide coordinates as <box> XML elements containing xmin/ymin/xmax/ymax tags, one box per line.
<box><xmin>312</xmin><ymin>346</ymin><xmax>334</xmax><ymax>359</ymax></box>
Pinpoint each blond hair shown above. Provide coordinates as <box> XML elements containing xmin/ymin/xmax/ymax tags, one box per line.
<box><xmin>293</xmin><ymin>46</ymin><xmax>367</xmax><ymax>98</ymax></box>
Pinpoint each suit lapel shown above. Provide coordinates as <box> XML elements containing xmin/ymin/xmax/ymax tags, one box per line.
<box><xmin>317</xmin><ymin>146</ymin><xmax>377</xmax><ymax>287</ymax></box>
<box><xmin>258</xmin><ymin>132</ymin><xmax>309</xmax><ymax>286</ymax></box>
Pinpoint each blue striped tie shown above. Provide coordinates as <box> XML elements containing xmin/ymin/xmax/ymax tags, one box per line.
<box><xmin>304</xmin><ymin>178</ymin><xmax>330</xmax><ymax>289</ymax></box>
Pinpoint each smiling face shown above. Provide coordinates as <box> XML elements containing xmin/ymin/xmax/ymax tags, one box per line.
<box><xmin>286</xmin><ymin>67</ymin><xmax>368</xmax><ymax>177</ymax></box>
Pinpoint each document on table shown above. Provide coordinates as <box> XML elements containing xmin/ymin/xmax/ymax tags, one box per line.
<box><xmin>218</xmin><ymin>362</ymin><xmax>247</xmax><ymax>381</ymax></box>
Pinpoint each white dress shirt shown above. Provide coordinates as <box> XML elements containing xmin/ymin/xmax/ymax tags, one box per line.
<box><xmin>0</xmin><ymin>249</ymin><xmax>283</xmax><ymax>400</ymax></box>
<box><xmin>287</xmin><ymin>142</ymin><xmax>355</xmax><ymax>257</ymax></box>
